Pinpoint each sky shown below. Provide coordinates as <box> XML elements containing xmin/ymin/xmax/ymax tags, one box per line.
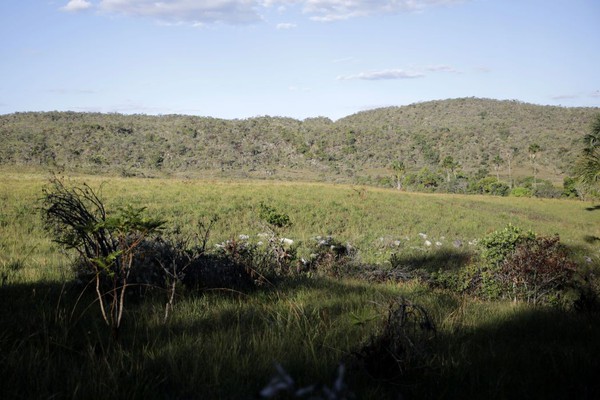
<box><xmin>1</xmin><ymin>0</ymin><xmax>599</xmax><ymax>120</ymax></box>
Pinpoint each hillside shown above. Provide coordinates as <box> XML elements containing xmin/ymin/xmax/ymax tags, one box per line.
<box><xmin>1</xmin><ymin>98</ymin><xmax>598</xmax><ymax>184</ymax></box>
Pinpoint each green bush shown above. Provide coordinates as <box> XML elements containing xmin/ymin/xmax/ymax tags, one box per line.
<box><xmin>510</xmin><ymin>187</ymin><xmax>532</xmax><ymax>197</ymax></box>
<box><xmin>437</xmin><ymin>225</ymin><xmax>578</xmax><ymax>304</ymax></box>
<box><xmin>259</xmin><ymin>202</ymin><xmax>292</xmax><ymax>229</ymax></box>
<box><xmin>435</xmin><ymin>224</ymin><xmax>534</xmax><ymax>299</ymax></box>
<box><xmin>467</xmin><ymin>177</ymin><xmax>510</xmax><ymax>196</ymax></box>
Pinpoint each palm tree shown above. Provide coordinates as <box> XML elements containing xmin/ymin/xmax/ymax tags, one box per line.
<box><xmin>441</xmin><ymin>156</ymin><xmax>459</xmax><ymax>182</ymax></box>
<box><xmin>503</xmin><ymin>146</ymin><xmax>518</xmax><ymax>189</ymax></box>
<box><xmin>492</xmin><ymin>154</ymin><xmax>503</xmax><ymax>181</ymax></box>
<box><xmin>528</xmin><ymin>143</ymin><xmax>541</xmax><ymax>189</ymax></box>
<box><xmin>391</xmin><ymin>160</ymin><xmax>406</xmax><ymax>190</ymax></box>
<box><xmin>575</xmin><ymin>114</ymin><xmax>600</xmax><ymax>190</ymax></box>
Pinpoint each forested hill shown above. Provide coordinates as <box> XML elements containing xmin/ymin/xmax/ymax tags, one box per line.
<box><xmin>1</xmin><ymin>98</ymin><xmax>598</xmax><ymax>184</ymax></box>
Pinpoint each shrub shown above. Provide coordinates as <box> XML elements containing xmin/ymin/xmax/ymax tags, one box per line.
<box><xmin>467</xmin><ymin>177</ymin><xmax>510</xmax><ymax>196</ymax></box>
<box><xmin>533</xmin><ymin>181</ymin><xmax>563</xmax><ymax>199</ymax></box>
<box><xmin>499</xmin><ymin>235</ymin><xmax>576</xmax><ymax>304</ymax></box>
<box><xmin>301</xmin><ymin>236</ymin><xmax>357</xmax><ymax>277</ymax></box>
<box><xmin>510</xmin><ymin>186</ymin><xmax>532</xmax><ymax>197</ymax></box>
<box><xmin>435</xmin><ymin>225</ymin><xmax>533</xmax><ymax>298</ymax></box>
<box><xmin>562</xmin><ymin>176</ymin><xmax>579</xmax><ymax>198</ymax></box>
<box><xmin>41</xmin><ymin>178</ymin><xmax>165</xmax><ymax>339</ymax></box>
<box><xmin>479</xmin><ymin>224</ymin><xmax>535</xmax><ymax>267</ymax></box>
<box><xmin>259</xmin><ymin>202</ymin><xmax>292</xmax><ymax>229</ymax></box>
<box><xmin>443</xmin><ymin>225</ymin><xmax>578</xmax><ymax>304</ymax></box>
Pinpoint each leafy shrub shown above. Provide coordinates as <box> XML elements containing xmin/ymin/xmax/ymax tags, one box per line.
<box><xmin>439</xmin><ymin>225</ymin><xmax>578</xmax><ymax>304</ymax></box>
<box><xmin>259</xmin><ymin>202</ymin><xmax>292</xmax><ymax>229</ymax></box>
<box><xmin>562</xmin><ymin>176</ymin><xmax>579</xmax><ymax>198</ymax></box>
<box><xmin>479</xmin><ymin>224</ymin><xmax>535</xmax><ymax>267</ymax></box>
<box><xmin>510</xmin><ymin>186</ymin><xmax>532</xmax><ymax>197</ymax></box>
<box><xmin>435</xmin><ymin>225</ymin><xmax>533</xmax><ymax>298</ymax></box>
<box><xmin>467</xmin><ymin>177</ymin><xmax>510</xmax><ymax>196</ymax></box>
<box><xmin>532</xmin><ymin>181</ymin><xmax>563</xmax><ymax>199</ymax></box>
<box><xmin>471</xmin><ymin>225</ymin><xmax>536</xmax><ymax>299</ymax></box>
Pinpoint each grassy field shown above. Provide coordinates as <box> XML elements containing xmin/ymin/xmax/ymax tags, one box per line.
<box><xmin>1</xmin><ymin>172</ymin><xmax>599</xmax><ymax>399</ymax></box>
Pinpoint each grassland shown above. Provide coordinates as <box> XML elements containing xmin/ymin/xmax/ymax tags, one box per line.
<box><xmin>1</xmin><ymin>172</ymin><xmax>599</xmax><ymax>399</ymax></box>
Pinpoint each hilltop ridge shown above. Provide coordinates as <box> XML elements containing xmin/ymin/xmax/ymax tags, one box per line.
<box><xmin>1</xmin><ymin>98</ymin><xmax>598</xmax><ymax>184</ymax></box>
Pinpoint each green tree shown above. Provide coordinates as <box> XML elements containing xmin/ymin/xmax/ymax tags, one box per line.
<box><xmin>503</xmin><ymin>146</ymin><xmax>519</xmax><ymax>189</ymax></box>
<box><xmin>528</xmin><ymin>143</ymin><xmax>541</xmax><ymax>190</ymax></box>
<box><xmin>441</xmin><ymin>156</ymin><xmax>460</xmax><ymax>182</ymax></box>
<box><xmin>390</xmin><ymin>160</ymin><xmax>406</xmax><ymax>190</ymax></box>
<box><xmin>492</xmin><ymin>154</ymin><xmax>504</xmax><ymax>181</ymax></box>
<box><xmin>575</xmin><ymin>114</ymin><xmax>600</xmax><ymax>193</ymax></box>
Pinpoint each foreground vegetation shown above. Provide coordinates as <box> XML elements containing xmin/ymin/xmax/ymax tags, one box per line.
<box><xmin>1</xmin><ymin>172</ymin><xmax>599</xmax><ymax>399</ymax></box>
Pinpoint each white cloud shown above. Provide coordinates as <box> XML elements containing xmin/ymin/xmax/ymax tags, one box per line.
<box><xmin>425</xmin><ymin>64</ymin><xmax>460</xmax><ymax>73</ymax></box>
<box><xmin>98</xmin><ymin>0</ymin><xmax>263</xmax><ymax>25</ymax></box>
<box><xmin>289</xmin><ymin>85</ymin><xmax>311</xmax><ymax>91</ymax></box>
<box><xmin>551</xmin><ymin>93</ymin><xmax>579</xmax><ymax>100</ymax></box>
<box><xmin>337</xmin><ymin>69</ymin><xmax>425</xmax><ymax>80</ymax></box>
<box><xmin>47</xmin><ymin>88</ymin><xmax>96</xmax><ymax>94</ymax></box>
<box><xmin>276</xmin><ymin>22</ymin><xmax>297</xmax><ymax>29</ymax></box>
<box><xmin>300</xmin><ymin>0</ymin><xmax>465</xmax><ymax>22</ymax></box>
<box><xmin>551</xmin><ymin>91</ymin><xmax>600</xmax><ymax>101</ymax></box>
<box><xmin>60</xmin><ymin>0</ymin><xmax>466</xmax><ymax>25</ymax></box>
<box><xmin>62</xmin><ymin>0</ymin><xmax>93</xmax><ymax>12</ymax></box>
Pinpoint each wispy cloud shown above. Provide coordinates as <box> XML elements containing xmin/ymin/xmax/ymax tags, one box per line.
<box><xmin>62</xmin><ymin>0</ymin><xmax>93</xmax><ymax>12</ymax></box>
<box><xmin>332</xmin><ymin>57</ymin><xmax>358</xmax><ymax>64</ymax></box>
<box><xmin>337</xmin><ymin>69</ymin><xmax>424</xmax><ymax>80</ymax></box>
<box><xmin>59</xmin><ymin>1</ymin><xmax>466</xmax><ymax>25</ymax></box>
<box><xmin>551</xmin><ymin>91</ymin><xmax>600</xmax><ymax>101</ymax></box>
<box><xmin>288</xmin><ymin>85</ymin><xmax>311</xmax><ymax>92</ymax></box>
<box><xmin>303</xmin><ymin>0</ymin><xmax>466</xmax><ymax>22</ymax></box>
<box><xmin>46</xmin><ymin>88</ymin><xmax>96</xmax><ymax>95</ymax></box>
<box><xmin>425</xmin><ymin>64</ymin><xmax>460</xmax><ymax>73</ymax></box>
<box><xmin>337</xmin><ymin>64</ymin><xmax>461</xmax><ymax>81</ymax></box>
<box><xmin>276</xmin><ymin>22</ymin><xmax>297</xmax><ymax>29</ymax></box>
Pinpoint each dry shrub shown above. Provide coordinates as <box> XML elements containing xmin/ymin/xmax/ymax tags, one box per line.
<box><xmin>499</xmin><ymin>235</ymin><xmax>576</xmax><ymax>304</ymax></box>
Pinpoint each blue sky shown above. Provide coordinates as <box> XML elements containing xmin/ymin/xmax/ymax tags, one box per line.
<box><xmin>1</xmin><ymin>0</ymin><xmax>598</xmax><ymax>120</ymax></box>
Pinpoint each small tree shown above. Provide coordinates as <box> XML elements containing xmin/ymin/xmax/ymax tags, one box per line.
<box><xmin>575</xmin><ymin>114</ymin><xmax>600</xmax><ymax>195</ymax></box>
<box><xmin>528</xmin><ymin>143</ymin><xmax>541</xmax><ymax>191</ymax></box>
<box><xmin>503</xmin><ymin>146</ymin><xmax>518</xmax><ymax>189</ymax></box>
<box><xmin>441</xmin><ymin>156</ymin><xmax>460</xmax><ymax>182</ymax></box>
<box><xmin>492</xmin><ymin>154</ymin><xmax>503</xmax><ymax>181</ymax></box>
<box><xmin>390</xmin><ymin>160</ymin><xmax>406</xmax><ymax>190</ymax></box>
<box><xmin>42</xmin><ymin>178</ymin><xmax>164</xmax><ymax>339</ymax></box>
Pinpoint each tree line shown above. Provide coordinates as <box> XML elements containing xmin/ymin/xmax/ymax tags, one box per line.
<box><xmin>1</xmin><ymin>98</ymin><xmax>598</xmax><ymax>195</ymax></box>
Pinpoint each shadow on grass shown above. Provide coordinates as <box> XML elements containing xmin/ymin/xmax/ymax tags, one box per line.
<box><xmin>584</xmin><ymin>235</ymin><xmax>600</xmax><ymax>244</ymax></box>
<box><xmin>2</xmin><ymin>275</ymin><xmax>600</xmax><ymax>400</ymax></box>
<box><xmin>390</xmin><ymin>247</ymin><xmax>473</xmax><ymax>272</ymax></box>
<box><xmin>414</xmin><ymin>306</ymin><xmax>600</xmax><ymax>400</ymax></box>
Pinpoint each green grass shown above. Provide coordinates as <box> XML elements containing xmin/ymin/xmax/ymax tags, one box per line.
<box><xmin>1</xmin><ymin>172</ymin><xmax>599</xmax><ymax>399</ymax></box>
<box><xmin>1</xmin><ymin>172</ymin><xmax>598</xmax><ymax>283</ymax></box>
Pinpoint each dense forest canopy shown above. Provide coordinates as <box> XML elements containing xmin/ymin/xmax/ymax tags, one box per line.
<box><xmin>1</xmin><ymin>98</ymin><xmax>598</xmax><ymax>185</ymax></box>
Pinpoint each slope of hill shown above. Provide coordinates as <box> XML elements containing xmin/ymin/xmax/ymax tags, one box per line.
<box><xmin>0</xmin><ymin>98</ymin><xmax>598</xmax><ymax>183</ymax></box>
